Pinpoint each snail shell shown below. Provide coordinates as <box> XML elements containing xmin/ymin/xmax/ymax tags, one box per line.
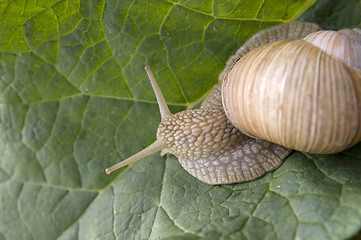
<box><xmin>222</xmin><ymin>28</ymin><xmax>361</xmax><ymax>154</ymax></box>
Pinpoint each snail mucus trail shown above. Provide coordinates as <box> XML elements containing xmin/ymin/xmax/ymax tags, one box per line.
<box><xmin>105</xmin><ymin>22</ymin><xmax>361</xmax><ymax>185</ymax></box>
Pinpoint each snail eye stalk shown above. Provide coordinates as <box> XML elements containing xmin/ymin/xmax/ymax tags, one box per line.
<box><xmin>144</xmin><ymin>65</ymin><xmax>172</xmax><ymax>119</ymax></box>
<box><xmin>105</xmin><ymin>66</ymin><xmax>169</xmax><ymax>174</ymax></box>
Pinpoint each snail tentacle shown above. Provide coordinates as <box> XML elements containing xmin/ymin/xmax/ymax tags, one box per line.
<box><xmin>145</xmin><ymin>65</ymin><xmax>172</xmax><ymax>119</ymax></box>
<box><xmin>105</xmin><ymin>139</ymin><xmax>164</xmax><ymax>174</ymax></box>
<box><xmin>105</xmin><ymin>66</ymin><xmax>172</xmax><ymax>173</ymax></box>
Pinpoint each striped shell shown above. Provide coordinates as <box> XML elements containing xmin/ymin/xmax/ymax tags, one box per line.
<box><xmin>222</xmin><ymin>28</ymin><xmax>361</xmax><ymax>154</ymax></box>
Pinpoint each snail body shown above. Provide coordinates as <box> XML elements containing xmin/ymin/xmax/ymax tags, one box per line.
<box><xmin>105</xmin><ymin>22</ymin><xmax>361</xmax><ymax>185</ymax></box>
<box><xmin>156</xmin><ymin>108</ymin><xmax>290</xmax><ymax>184</ymax></box>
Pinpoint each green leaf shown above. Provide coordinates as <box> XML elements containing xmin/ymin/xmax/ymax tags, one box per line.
<box><xmin>0</xmin><ymin>0</ymin><xmax>360</xmax><ymax>239</ymax></box>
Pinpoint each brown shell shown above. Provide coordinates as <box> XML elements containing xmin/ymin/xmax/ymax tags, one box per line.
<box><xmin>304</xmin><ymin>28</ymin><xmax>361</xmax><ymax>70</ymax></box>
<box><xmin>218</xmin><ymin>22</ymin><xmax>322</xmax><ymax>82</ymax></box>
<box><xmin>222</xmin><ymin>37</ymin><xmax>361</xmax><ymax>154</ymax></box>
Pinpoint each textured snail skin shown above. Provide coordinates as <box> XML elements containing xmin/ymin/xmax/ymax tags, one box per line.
<box><xmin>106</xmin><ymin>22</ymin><xmax>323</xmax><ymax>185</ymax></box>
<box><xmin>157</xmin><ymin>108</ymin><xmax>290</xmax><ymax>184</ymax></box>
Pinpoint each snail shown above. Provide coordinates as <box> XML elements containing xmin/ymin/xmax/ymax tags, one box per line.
<box><xmin>105</xmin><ymin>22</ymin><xmax>361</xmax><ymax>185</ymax></box>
